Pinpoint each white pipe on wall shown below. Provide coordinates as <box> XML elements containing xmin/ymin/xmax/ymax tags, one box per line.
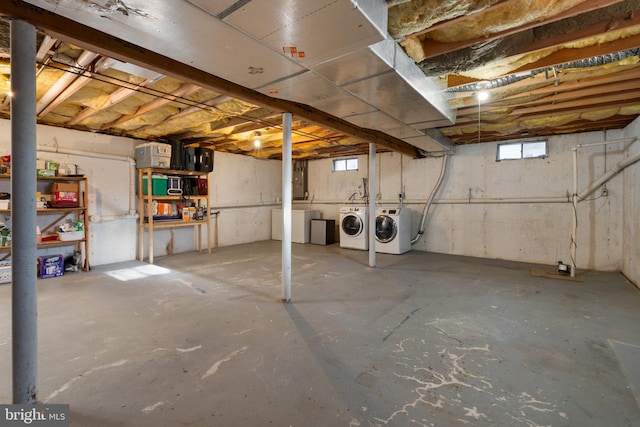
<box><xmin>432</xmin><ymin>197</ymin><xmax>570</xmax><ymax>204</ymax></box>
<box><xmin>574</xmin><ymin>138</ymin><xmax>636</xmax><ymax>151</ymax></box>
<box><xmin>570</xmin><ymin>136</ymin><xmax>638</xmax><ymax>277</ymax></box>
<box><xmin>304</xmin><ymin>197</ymin><xmax>570</xmax><ymax>205</ymax></box>
<box><xmin>37</xmin><ymin>144</ymin><xmax>137</xmax><ymax>215</ymax></box>
<box><xmin>90</xmin><ymin>213</ymin><xmax>138</xmax><ymax>222</ymax></box>
<box><xmin>571</xmin><ymin>147</ymin><xmax>578</xmax><ymax>277</ymax></box>
<box><xmin>578</xmin><ymin>149</ymin><xmax>640</xmax><ymax>200</ymax></box>
<box><xmin>212</xmin><ymin>202</ymin><xmax>281</xmax><ymax>210</ymax></box>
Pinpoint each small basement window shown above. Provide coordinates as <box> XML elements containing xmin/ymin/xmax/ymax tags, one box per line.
<box><xmin>332</xmin><ymin>158</ymin><xmax>358</xmax><ymax>172</ymax></box>
<box><xmin>497</xmin><ymin>140</ymin><xmax>547</xmax><ymax>161</ymax></box>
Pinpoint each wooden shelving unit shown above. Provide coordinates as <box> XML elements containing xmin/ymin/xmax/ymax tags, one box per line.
<box><xmin>0</xmin><ymin>174</ymin><xmax>90</xmax><ymax>271</ymax></box>
<box><xmin>137</xmin><ymin>168</ymin><xmax>211</xmax><ymax>264</ymax></box>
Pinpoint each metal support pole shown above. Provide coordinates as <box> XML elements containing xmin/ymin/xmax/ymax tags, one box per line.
<box><xmin>570</xmin><ymin>147</ymin><xmax>578</xmax><ymax>278</ymax></box>
<box><xmin>281</xmin><ymin>113</ymin><xmax>292</xmax><ymax>302</ymax></box>
<box><xmin>368</xmin><ymin>143</ymin><xmax>376</xmax><ymax>268</ymax></box>
<box><xmin>11</xmin><ymin>19</ymin><xmax>38</xmax><ymax>404</ymax></box>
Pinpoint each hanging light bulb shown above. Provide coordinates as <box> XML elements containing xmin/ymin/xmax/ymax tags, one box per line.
<box><xmin>476</xmin><ymin>80</ymin><xmax>490</xmax><ymax>101</ymax></box>
<box><xmin>253</xmin><ymin>131</ymin><xmax>262</xmax><ymax>148</ymax></box>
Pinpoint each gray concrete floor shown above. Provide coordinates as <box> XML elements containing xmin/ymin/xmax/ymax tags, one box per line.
<box><xmin>1</xmin><ymin>241</ymin><xmax>640</xmax><ymax>426</ymax></box>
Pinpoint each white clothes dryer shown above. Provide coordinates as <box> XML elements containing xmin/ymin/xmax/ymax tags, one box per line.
<box><xmin>375</xmin><ymin>207</ymin><xmax>411</xmax><ymax>254</ymax></box>
<box><xmin>339</xmin><ymin>206</ymin><xmax>368</xmax><ymax>250</ymax></box>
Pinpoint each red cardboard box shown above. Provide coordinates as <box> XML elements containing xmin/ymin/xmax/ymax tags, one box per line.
<box><xmin>50</xmin><ymin>182</ymin><xmax>79</xmax><ymax>207</ymax></box>
<box><xmin>38</xmin><ymin>254</ymin><xmax>64</xmax><ymax>278</ymax></box>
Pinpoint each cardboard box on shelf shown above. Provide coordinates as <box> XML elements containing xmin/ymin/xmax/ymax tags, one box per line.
<box><xmin>50</xmin><ymin>182</ymin><xmax>79</xmax><ymax>207</ymax></box>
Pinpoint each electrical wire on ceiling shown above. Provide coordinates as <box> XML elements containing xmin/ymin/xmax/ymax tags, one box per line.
<box><xmin>446</xmin><ymin>48</ymin><xmax>640</xmax><ymax>93</ymax></box>
<box><xmin>37</xmin><ymin>58</ymin><xmax>353</xmax><ymax>148</ymax></box>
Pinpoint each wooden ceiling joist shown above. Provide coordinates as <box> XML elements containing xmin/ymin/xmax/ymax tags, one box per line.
<box><xmin>414</xmin><ymin>0</ymin><xmax>626</xmax><ymax>61</ymax></box>
<box><xmin>101</xmin><ymin>82</ymin><xmax>201</xmax><ymax>130</ymax></box>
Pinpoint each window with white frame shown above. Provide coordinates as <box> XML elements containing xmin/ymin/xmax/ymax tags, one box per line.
<box><xmin>332</xmin><ymin>158</ymin><xmax>358</xmax><ymax>172</ymax></box>
<box><xmin>497</xmin><ymin>140</ymin><xmax>547</xmax><ymax>161</ymax></box>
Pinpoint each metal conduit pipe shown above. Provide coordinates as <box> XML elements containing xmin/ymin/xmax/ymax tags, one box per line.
<box><xmin>432</xmin><ymin>196</ymin><xmax>569</xmax><ymax>204</ymax></box>
<box><xmin>281</xmin><ymin>112</ymin><xmax>293</xmax><ymax>303</ymax></box>
<box><xmin>411</xmin><ymin>154</ymin><xmax>448</xmax><ymax>244</ymax></box>
<box><xmin>302</xmin><ymin>197</ymin><xmax>568</xmax><ymax>205</ymax></box>
<box><xmin>35</xmin><ymin>50</ymin><xmax>99</xmax><ymax>115</ymax></box>
<box><xmin>369</xmin><ymin>142</ymin><xmax>377</xmax><ymax>268</ymax></box>
<box><xmin>577</xmin><ymin>139</ymin><xmax>639</xmax><ymax>200</ymax></box>
<box><xmin>578</xmin><ymin>149</ymin><xmax>640</xmax><ymax>200</ymax></box>
<box><xmin>447</xmin><ymin>48</ymin><xmax>640</xmax><ymax>93</ymax></box>
<box><xmin>570</xmin><ymin>137</ymin><xmax>638</xmax><ymax>277</ymax></box>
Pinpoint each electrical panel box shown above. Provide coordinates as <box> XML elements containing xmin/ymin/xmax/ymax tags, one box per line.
<box><xmin>293</xmin><ymin>170</ymin><xmax>306</xmax><ymax>200</ymax></box>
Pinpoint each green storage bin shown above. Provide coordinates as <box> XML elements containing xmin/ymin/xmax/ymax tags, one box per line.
<box><xmin>142</xmin><ymin>175</ymin><xmax>168</xmax><ymax>195</ymax></box>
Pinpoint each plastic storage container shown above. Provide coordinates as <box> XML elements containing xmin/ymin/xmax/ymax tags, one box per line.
<box><xmin>142</xmin><ymin>175</ymin><xmax>168</xmax><ymax>195</ymax></box>
<box><xmin>136</xmin><ymin>142</ymin><xmax>171</xmax><ymax>169</ymax></box>
<box><xmin>57</xmin><ymin>230</ymin><xmax>85</xmax><ymax>241</ymax></box>
<box><xmin>0</xmin><ymin>262</ymin><xmax>11</xmax><ymax>284</ymax></box>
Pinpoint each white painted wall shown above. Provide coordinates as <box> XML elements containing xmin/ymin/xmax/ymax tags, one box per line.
<box><xmin>207</xmin><ymin>151</ymin><xmax>281</xmax><ymax>246</ymax></box>
<box><xmin>306</xmin><ymin>130</ymin><xmax>628</xmax><ymax>272</ymax></box>
<box><xmin>2</xmin><ymin>118</ymin><xmax>636</xmax><ymax>279</ymax></box>
<box><xmin>622</xmin><ymin>116</ymin><xmax>640</xmax><ymax>287</ymax></box>
<box><xmin>0</xmin><ymin>119</ymin><xmax>138</xmax><ymax>266</ymax></box>
<box><xmin>1</xmin><ymin>120</ymin><xmax>282</xmax><ymax>266</ymax></box>
<box><xmin>137</xmin><ymin>151</ymin><xmax>281</xmax><ymax>259</ymax></box>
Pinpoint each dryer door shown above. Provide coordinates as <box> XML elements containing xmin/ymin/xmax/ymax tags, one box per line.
<box><xmin>376</xmin><ymin>215</ymin><xmax>397</xmax><ymax>243</ymax></box>
<box><xmin>341</xmin><ymin>214</ymin><xmax>364</xmax><ymax>237</ymax></box>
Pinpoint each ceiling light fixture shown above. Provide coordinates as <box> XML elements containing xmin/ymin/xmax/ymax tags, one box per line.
<box><xmin>253</xmin><ymin>131</ymin><xmax>262</xmax><ymax>148</ymax></box>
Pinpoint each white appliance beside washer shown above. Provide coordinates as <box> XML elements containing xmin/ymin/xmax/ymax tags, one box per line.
<box><xmin>272</xmin><ymin>209</ymin><xmax>321</xmax><ymax>243</ymax></box>
<box><xmin>339</xmin><ymin>206</ymin><xmax>368</xmax><ymax>250</ymax></box>
<box><xmin>375</xmin><ymin>207</ymin><xmax>411</xmax><ymax>254</ymax></box>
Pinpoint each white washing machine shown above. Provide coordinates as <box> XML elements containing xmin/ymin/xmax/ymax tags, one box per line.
<box><xmin>375</xmin><ymin>207</ymin><xmax>411</xmax><ymax>254</ymax></box>
<box><xmin>339</xmin><ymin>206</ymin><xmax>368</xmax><ymax>250</ymax></box>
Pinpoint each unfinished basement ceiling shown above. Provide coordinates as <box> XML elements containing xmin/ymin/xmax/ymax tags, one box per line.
<box><xmin>0</xmin><ymin>0</ymin><xmax>639</xmax><ymax>159</ymax></box>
